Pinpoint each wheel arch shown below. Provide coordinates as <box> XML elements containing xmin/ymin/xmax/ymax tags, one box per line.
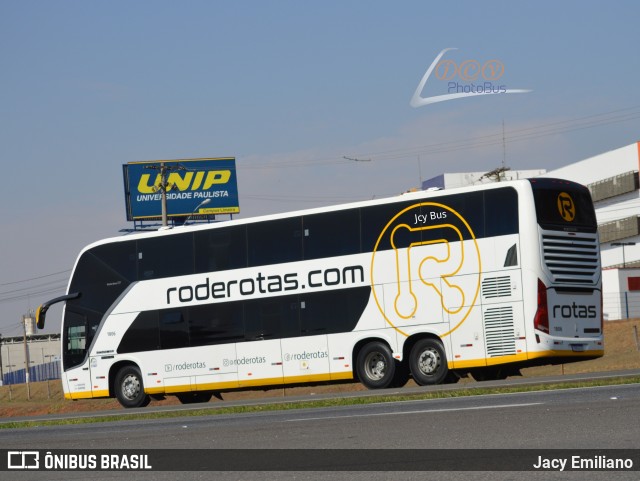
<box><xmin>402</xmin><ymin>332</ymin><xmax>445</xmax><ymax>364</ymax></box>
<box><xmin>108</xmin><ymin>360</ymin><xmax>141</xmax><ymax>398</ymax></box>
<box><xmin>351</xmin><ymin>336</ymin><xmax>395</xmax><ymax>382</ymax></box>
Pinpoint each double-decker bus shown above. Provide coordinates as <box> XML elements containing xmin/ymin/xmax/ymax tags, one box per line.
<box><xmin>36</xmin><ymin>178</ymin><xmax>603</xmax><ymax>408</ymax></box>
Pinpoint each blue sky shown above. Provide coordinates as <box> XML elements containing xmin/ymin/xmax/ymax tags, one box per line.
<box><xmin>1</xmin><ymin>1</ymin><xmax>639</xmax><ymax>335</ymax></box>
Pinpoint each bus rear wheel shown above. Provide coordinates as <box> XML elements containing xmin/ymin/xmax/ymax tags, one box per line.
<box><xmin>356</xmin><ymin>341</ymin><xmax>396</xmax><ymax>389</ymax></box>
<box><xmin>409</xmin><ymin>338</ymin><xmax>448</xmax><ymax>386</ymax></box>
<box><xmin>114</xmin><ymin>365</ymin><xmax>151</xmax><ymax>408</ymax></box>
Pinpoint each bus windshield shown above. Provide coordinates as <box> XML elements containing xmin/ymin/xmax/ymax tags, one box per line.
<box><xmin>62</xmin><ymin>242</ymin><xmax>136</xmax><ymax>370</ymax></box>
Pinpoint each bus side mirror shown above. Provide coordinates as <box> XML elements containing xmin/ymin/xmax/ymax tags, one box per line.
<box><xmin>35</xmin><ymin>292</ymin><xmax>81</xmax><ymax>330</ymax></box>
<box><xmin>35</xmin><ymin>304</ymin><xmax>48</xmax><ymax>330</ymax></box>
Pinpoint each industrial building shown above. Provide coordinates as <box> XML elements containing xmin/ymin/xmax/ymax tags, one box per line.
<box><xmin>542</xmin><ymin>142</ymin><xmax>640</xmax><ymax>320</ymax></box>
<box><xmin>0</xmin><ymin>334</ymin><xmax>60</xmax><ymax>386</ymax></box>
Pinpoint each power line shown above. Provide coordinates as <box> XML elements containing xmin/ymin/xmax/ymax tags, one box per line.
<box><xmin>243</xmin><ymin>194</ymin><xmax>365</xmax><ymax>203</ymax></box>
<box><xmin>354</xmin><ymin>105</ymin><xmax>640</xmax><ymax>160</ymax></box>
<box><xmin>0</xmin><ymin>270</ymin><xmax>71</xmax><ymax>287</ymax></box>
<box><xmin>0</xmin><ymin>278</ymin><xmax>69</xmax><ymax>297</ymax></box>
<box><xmin>0</xmin><ymin>284</ymin><xmax>68</xmax><ymax>305</ymax></box>
<box><xmin>238</xmin><ymin>105</ymin><xmax>640</xmax><ymax>170</ymax></box>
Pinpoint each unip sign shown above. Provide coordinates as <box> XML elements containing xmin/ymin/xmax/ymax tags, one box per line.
<box><xmin>123</xmin><ymin>157</ymin><xmax>240</xmax><ymax>221</ymax></box>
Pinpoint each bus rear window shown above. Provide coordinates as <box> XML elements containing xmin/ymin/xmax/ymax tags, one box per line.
<box><xmin>529</xmin><ymin>179</ymin><xmax>597</xmax><ymax>232</ymax></box>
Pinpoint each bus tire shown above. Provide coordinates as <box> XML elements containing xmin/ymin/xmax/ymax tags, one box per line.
<box><xmin>409</xmin><ymin>338</ymin><xmax>448</xmax><ymax>386</ymax></box>
<box><xmin>177</xmin><ymin>392</ymin><xmax>213</xmax><ymax>404</ymax></box>
<box><xmin>356</xmin><ymin>341</ymin><xmax>396</xmax><ymax>389</ymax></box>
<box><xmin>114</xmin><ymin>365</ymin><xmax>151</xmax><ymax>408</ymax></box>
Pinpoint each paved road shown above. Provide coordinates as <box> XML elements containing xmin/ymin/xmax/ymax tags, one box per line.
<box><xmin>2</xmin><ymin>381</ymin><xmax>639</xmax><ymax>481</ymax></box>
<box><xmin>3</xmin><ymin>368</ymin><xmax>639</xmax><ymax>425</ymax></box>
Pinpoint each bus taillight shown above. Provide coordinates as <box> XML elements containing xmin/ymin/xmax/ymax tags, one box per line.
<box><xmin>534</xmin><ymin>279</ymin><xmax>550</xmax><ymax>334</ymax></box>
<box><xmin>600</xmin><ymin>289</ymin><xmax>604</xmax><ymax>334</ymax></box>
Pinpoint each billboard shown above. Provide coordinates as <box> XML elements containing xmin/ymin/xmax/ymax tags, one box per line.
<box><xmin>123</xmin><ymin>158</ymin><xmax>240</xmax><ymax>221</ymax></box>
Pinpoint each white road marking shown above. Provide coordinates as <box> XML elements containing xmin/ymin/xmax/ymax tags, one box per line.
<box><xmin>287</xmin><ymin>402</ymin><xmax>542</xmax><ymax>422</ymax></box>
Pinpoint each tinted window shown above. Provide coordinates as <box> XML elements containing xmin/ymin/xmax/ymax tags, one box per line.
<box><xmin>189</xmin><ymin>302</ymin><xmax>245</xmax><ymax>346</ymax></box>
<box><xmin>91</xmin><ymin>241</ymin><xmax>137</xmax><ymax>283</ymax></box>
<box><xmin>62</xmin><ymin>304</ymin><xmax>101</xmax><ymax>370</ymax></box>
<box><xmin>194</xmin><ymin>225</ymin><xmax>247</xmax><ymax>273</ymax></box>
<box><xmin>118</xmin><ymin>311</ymin><xmax>159</xmax><ymax>354</ymax></box>
<box><xmin>117</xmin><ymin>286</ymin><xmax>371</xmax><ymax>353</ymax></box>
<box><xmin>484</xmin><ymin>188</ymin><xmax>519</xmax><ymax>237</ymax></box>
<box><xmin>244</xmin><ymin>296</ymin><xmax>300</xmax><ymax>340</ymax></box>
<box><xmin>247</xmin><ymin>217</ymin><xmax>303</xmax><ymax>266</ymax></box>
<box><xmin>303</xmin><ymin>209</ymin><xmax>361</xmax><ymax>259</ymax></box>
<box><xmin>63</xmin><ymin>309</ymin><xmax>88</xmax><ymax>370</ymax></box>
<box><xmin>160</xmin><ymin>309</ymin><xmax>189</xmax><ymax>349</ymax></box>
<box><xmin>530</xmin><ymin>179</ymin><xmax>597</xmax><ymax>232</ymax></box>
<box><xmin>69</xmin><ymin>251</ymin><xmax>131</xmax><ymax>314</ymax></box>
<box><xmin>402</xmin><ymin>191</ymin><xmax>486</xmax><ymax>241</ymax></box>
<box><xmin>138</xmin><ymin>233</ymin><xmax>194</xmax><ymax>279</ymax></box>
<box><xmin>361</xmin><ymin>201</ymin><xmax>418</xmax><ymax>252</ymax></box>
<box><xmin>300</xmin><ymin>287</ymin><xmax>371</xmax><ymax>335</ymax></box>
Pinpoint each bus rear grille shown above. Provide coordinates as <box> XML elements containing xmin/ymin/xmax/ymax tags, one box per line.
<box><xmin>484</xmin><ymin>306</ymin><xmax>516</xmax><ymax>357</ymax></box>
<box><xmin>482</xmin><ymin>276</ymin><xmax>512</xmax><ymax>299</ymax></box>
<box><xmin>541</xmin><ymin>233</ymin><xmax>600</xmax><ymax>285</ymax></box>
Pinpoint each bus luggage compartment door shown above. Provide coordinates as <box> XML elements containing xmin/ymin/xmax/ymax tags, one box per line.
<box><xmin>64</xmin><ymin>362</ymin><xmax>95</xmax><ymax>400</ymax></box>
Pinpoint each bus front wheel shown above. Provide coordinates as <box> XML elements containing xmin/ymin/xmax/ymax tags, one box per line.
<box><xmin>409</xmin><ymin>338</ymin><xmax>448</xmax><ymax>386</ymax></box>
<box><xmin>114</xmin><ymin>365</ymin><xmax>151</xmax><ymax>408</ymax></box>
<box><xmin>356</xmin><ymin>341</ymin><xmax>396</xmax><ymax>389</ymax></box>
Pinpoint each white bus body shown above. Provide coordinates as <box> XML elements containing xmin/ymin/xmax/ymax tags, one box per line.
<box><xmin>37</xmin><ymin>178</ymin><xmax>603</xmax><ymax>407</ymax></box>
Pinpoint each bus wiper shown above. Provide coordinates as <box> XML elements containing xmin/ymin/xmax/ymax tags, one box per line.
<box><xmin>36</xmin><ymin>292</ymin><xmax>81</xmax><ymax>329</ymax></box>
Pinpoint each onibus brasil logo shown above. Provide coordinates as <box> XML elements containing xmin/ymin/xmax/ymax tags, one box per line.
<box><xmin>370</xmin><ymin>202</ymin><xmax>482</xmax><ymax>338</ymax></box>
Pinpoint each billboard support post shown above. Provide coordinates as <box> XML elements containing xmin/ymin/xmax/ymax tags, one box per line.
<box><xmin>144</xmin><ymin>162</ymin><xmax>181</xmax><ymax>227</ymax></box>
<box><xmin>160</xmin><ymin>163</ymin><xmax>168</xmax><ymax>227</ymax></box>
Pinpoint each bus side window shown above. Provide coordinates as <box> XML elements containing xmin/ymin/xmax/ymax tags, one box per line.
<box><xmin>194</xmin><ymin>226</ymin><xmax>247</xmax><ymax>273</ymax></box>
<box><xmin>360</xmin><ymin>201</ymin><xmax>417</xmax><ymax>252</ymax></box>
<box><xmin>484</xmin><ymin>188</ymin><xmax>519</xmax><ymax>237</ymax></box>
<box><xmin>160</xmin><ymin>310</ymin><xmax>189</xmax><ymax>349</ymax></box>
<box><xmin>118</xmin><ymin>311</ymin><xmax>159</xmax><ymax>354</ymax></box>
<box><xmin>188</xmin><ymin>302</ymin><xmax>244</xmax><ymax>346</ymax></box>
<box><xmin>137</xmin><ymin>233</ymin><xmax>195</xmax><ymax>280</ymax></box>
<box><xmin>300</xmin><ymin>288</ymin><xmax>369</xmax><ymax>335</ymax></box>
<box><xmin>244</xmin><ymin>297</ymin><xmax>300</xmax><ymax>340</ymax></box>
<box><xmin>247</xmin><ymin>218</ymin><xmax>303</xmax><ymax>267</ymax></box>
<box><xmin>303</xmin><ymin>209</ymin><xmax>361</xmax><ymax>260</ymax></box>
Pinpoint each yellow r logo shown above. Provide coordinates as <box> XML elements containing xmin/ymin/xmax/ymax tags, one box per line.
<box><xmin>557</xmin><ymin>192</ymin><xmax>576</xmax><ymax>222</ymax></box>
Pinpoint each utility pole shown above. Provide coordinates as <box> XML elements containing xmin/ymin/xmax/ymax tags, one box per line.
<box><xmin>0</xmin><ymin>333</ymin><xmax>3</xmax><ymax>385</ymax></box>
<box><xmin>7</xmin><ymin>345</ymin><xmax>12</xmax><ymax>401</ymax></box>
<box><xmin>144</xmin><ymin>162</ymin><xmax>186</xmax><ymax>227</ymax></box>
<box><xmin>160</xmin><ymin>163</ymin><xmax>169</xmax><ymax>227</ymax></box>
<box><xmin>22</xmin><ymin>315</ymin><xmax>31</xmax><ymax>400</ymax></box>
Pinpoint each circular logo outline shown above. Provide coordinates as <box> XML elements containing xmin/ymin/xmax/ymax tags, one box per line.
<box><xmin>434</xmin><ymin>59</ymin><xmax>457</xmax><ymax>81</ymax></box>
<box><xmin>370</xmin><ymin>202</ymin><xmax>482</xmax><ymax>339</ymax></box>
<box><xmin>481</xmin><ymin>60</ymin><xmax>504</xmax><ymax>81</ymax></box>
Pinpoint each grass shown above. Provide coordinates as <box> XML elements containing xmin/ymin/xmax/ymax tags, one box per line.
<box><xmin>1</xmin><ymin>319</ymin><xmax>639</xmax><ymax>427</ymax></box>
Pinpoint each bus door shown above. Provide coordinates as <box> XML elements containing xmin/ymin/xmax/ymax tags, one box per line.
<box><xmin>62</xmin><ymin>309</ymin><xmax>97</xmax><ymax>399</ymax></box>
